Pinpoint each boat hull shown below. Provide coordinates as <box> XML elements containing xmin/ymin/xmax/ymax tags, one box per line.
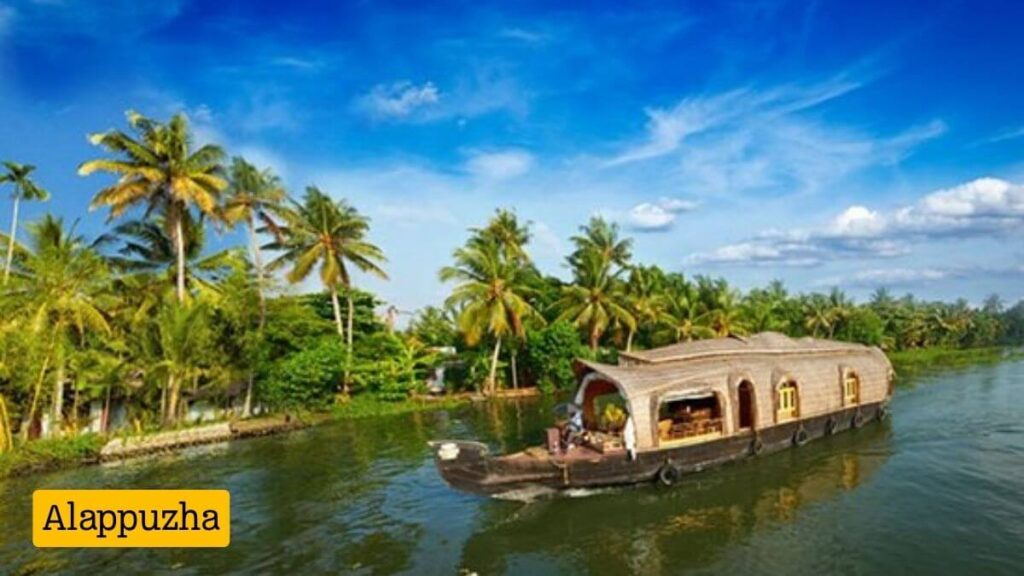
<box><xmin>432</xmin><ymin>401</ymin><xmax>888</xmax><ymax>497</ymax></box>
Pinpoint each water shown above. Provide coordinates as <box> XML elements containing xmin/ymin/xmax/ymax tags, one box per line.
<box><xmin>2</xmin><ymin>359</ymin><xmax>1023</xmax><ymax>575</ymax></box>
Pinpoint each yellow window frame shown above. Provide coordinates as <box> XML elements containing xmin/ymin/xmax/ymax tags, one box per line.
<box><xmin>777</xmin><ymin>383</ymin><xmax>798</xmax><ymax>422</ymax></box>
<box><xmin>843</xmin><ymin>373</ymin><xmax>859</xmax><ymax>405</ymax></box>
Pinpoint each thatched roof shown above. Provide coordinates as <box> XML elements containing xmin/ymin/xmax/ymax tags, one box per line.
<box><xmin>617</xmin><ymin>332</ymin><xmax>867</xmax><ymax>365</ymax></box>
<box><xmin>577</xmin><ymin>332</ymin><xmax>879</xmax><ymax>401</ymax></box>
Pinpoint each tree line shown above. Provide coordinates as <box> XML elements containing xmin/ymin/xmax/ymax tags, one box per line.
<box><xmin>1</xmin><ymin>110</ymin><xmax>1023</xmax><ymax>449</ymax></box>
<box><xmin>414</xmin><ymin>210</ymin><xmax>1024</xmax><ymax>394</ymax></box>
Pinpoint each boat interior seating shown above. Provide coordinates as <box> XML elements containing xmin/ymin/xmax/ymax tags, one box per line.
<box><xmin>658</xmin><ymin>393</ymin><xmax>724</xmax><ymax>442</ymax></box>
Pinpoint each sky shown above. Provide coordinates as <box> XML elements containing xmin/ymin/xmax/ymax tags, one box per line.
<box><xmin>1</xmin><ymin>0</ymin><xmax>1023</xmax><ymax>312</ymax></box>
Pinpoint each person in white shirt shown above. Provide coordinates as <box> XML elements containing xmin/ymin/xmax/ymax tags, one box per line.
<box><xmin>623</xmin><ymin>414</ymin><xmax>636</xmax><ymax>460</ymax></box>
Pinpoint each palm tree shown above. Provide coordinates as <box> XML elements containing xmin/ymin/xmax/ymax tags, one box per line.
<box><xmin>556</xmin><ymin>251</ymin><xmax>635</xmax><ymax>350</ymax></box>
<box><xmin>802</xmin><ymin>294</ymin><xmax>833</xmax><ymax>338</ymax></box>
<box><xmin>223</xmin><ymin>157</ymin><xmax>287</xmax><ymax>326</ymax></box>
<box><xmin>659</xmin><ymin>282</ymin><xmax>714</xmax><ymax>342</ymax></box>
<box><xmin>79</xmin><ymin>111</ymin><xmax>227</xmax><ymax>303</ymax></box>
<box><xmin>94</xmin><ymin>214</ymin><xmax>243</xmax><ymax>297</ymax></box>
<box><xmin>624</xmin><ymin>265</ymin><xmax>664</xmax><ymax>350</ymax></box>
<box><xmin>1</xmin><ymin>161</ymin><xmax>50</xmax><ymax>285</ymax></box>
<box><xmin>474</xmin><ymin>208</ymin><xmax>531</xmax><ymax>263</ymax></box>
<box><xmin>13</xmin><ymin>216</ymin><xmax>110</xmax><ymax>437</ymax></box>
<box><xmin>440</xmin><ymin>240</ymin><xmax>539</xmax><ymax>394</ymax></box>
<box><xmin>569</xmin><ymin>216</ymin><xmax>632</xmax><ymax>270</ymax></box>
<box><xmin>267</xmin><ymin>187</ymin><xmax>387</xmax><ymax>393</ymax></box>
<box><xmin>152</xmin><ymin>300</ymin><xmax>212</xmax><ymax>425</ymax></box>
<box><xmin>695</xmin><ymin>277</ymin><xmax>746</xmax><ymax>337</ymax></box>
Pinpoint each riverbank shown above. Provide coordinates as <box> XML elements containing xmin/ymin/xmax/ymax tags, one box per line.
<box><xmin>889</xmin><ymin>346</ymin><xmax>1023</xmax><ymax>380</ymax></box>
<box><xmin>0</xmin><ymin>394</ymin><xmax>476</xmax><ymax>480</ymax></box>
<box><xmin>3</xmin><ymin>346</ymin><xmax>1017</xmax><ymax>480</ymax></box>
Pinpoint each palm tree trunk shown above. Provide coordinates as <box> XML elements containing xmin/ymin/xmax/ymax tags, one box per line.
<box><xmin>3</xmin><ymin>196</ymin><xmax>19</xmax><ymax>285</ymax></box>
<box><xmin>510</xmin><ymin>348</ymin><xmax>518</xmax><ymax>390</ymax></box>
<box><xmin>165</xmin><ymin>374</ymin><xmax>179</xmax><ymax>427</ymax></box>
<box><xmin>329</xmin><ymin>286</ymin><xmax>345</xmax><ymax>339</ymax></box>
<box><xmin>102</xmin><ymin>384</ymin><xmax>111</xmax><ymax>433</ymax></box>
<box><xmin>487</xmin><ymin>337</ymin><xmax>502</xmax><ymax>395</ymax></box>
<box><xmin>589</xmin><ymin>329</ymin><xmax>599</xmax><ymax>351</ymax></box>
<box><xmin>0</xmin><ymin>394</ymin><xmax>12</xmax><ymax>454</ymax></box>
<box><xmin>243</xmin><ymin>372</ymin><xmax>255</xmax><ymax>418</ymax></box>
<box><xmin>50</xmin><ymin>340</ymin><xmax>66</xmax><ymax>438</ymax></box>
<box><xmin>248</xmin><ymin>219</ymin><xmax>267</xmax><ymax>327</ymax></box>
<box><xmin>71</xmin><ymin>379</ymin><xmax>80</xmax><ymax>435</ymax></box>
<box><xmin>22</xmin><ymin>344</ymin><xmax>53</xmax><ymax>441</ymax></box>
<box><xmin>243</xmin><ymin>220</ymin><xmax>265</xmax><ymax>419</ymax></box>
<box><xmin>344</xmin><ymin>293</ymin><xmax>355</xmax><ymax>396</ymax></box>
<box><xmin>160</xmin><ymin>380</ymin><xmax>167</xmax><ymax>424</ymax></box>
<box><xmin>173</xmin><ymin>210</ymin><xmax>187</xmax><ymax>303</ymax></box>
<box><xmin>626</xmin><ymin>329</ymin><xmax>635</xmax><ymax>352</ymax></box>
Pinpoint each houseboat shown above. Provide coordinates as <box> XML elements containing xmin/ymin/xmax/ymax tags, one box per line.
<box><xmin>431</xmin><ymin>332</ymin><xmax>893</xmax><ymax>497</ymax></box>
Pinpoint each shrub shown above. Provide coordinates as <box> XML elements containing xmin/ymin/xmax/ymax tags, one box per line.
<box><xmin>264</xmin><ymin>339</ymin><xmax>346</xmax><ymax>410</ymax></box>
<box><xmin>524</xmin><ymin>322</ymin><xmax>591</xmax><ymax>393</ymax></box>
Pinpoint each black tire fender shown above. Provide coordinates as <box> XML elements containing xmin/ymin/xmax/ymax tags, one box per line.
<box><xmin>824</xmin><ymin>417</ymin><xmax>837</xmax><ymax>436</ymax></box>
<box><xmin>793</xmin><ymin>426</ymin><xmax>809</xmax><ymax>447</ymax></box>
<box><xmin>877</xmin><ymin>404</ymin><xmax>889</xmax><ymax>421</ymax></box>
<box><xmin>657</xmin><ymin>463</ymin><xmax>680</xmax><ymax>486</ymax></box>
<box><xmin>750</xmin><ymin>437</ymin><xmax>765</xmax><ymax>456</ymax></box>
<box><xmin>852</xmin><ymin>410</ymin><xmax>865</xmax><ymax>429</ymax></box>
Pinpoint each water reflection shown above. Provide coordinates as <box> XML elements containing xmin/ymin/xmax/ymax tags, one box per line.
<box><xmin>460</xmin><ymin>422</ymin><xmax>893</xmax><ymax>575</ymax></box>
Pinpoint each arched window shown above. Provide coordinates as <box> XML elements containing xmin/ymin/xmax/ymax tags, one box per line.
<box><xmin>843</xmin><ymin>371</ymin><xmax>860</xmax><ymax>405</ymax></box>
<box><xmin>776</xmin><ymin>380</ymin><xmax>799</xmax><ymax>422</ymax></box>
<box><xmin>737</xmin><ymin>380</ymin><xmax>755</xmax><ymax>430</ymax></box>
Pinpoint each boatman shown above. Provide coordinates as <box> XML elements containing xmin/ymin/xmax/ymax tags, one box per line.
<box><xmin>624</xmin><ymin>414</ymin><xmax>636</xmax><ymax>460</ymax></box>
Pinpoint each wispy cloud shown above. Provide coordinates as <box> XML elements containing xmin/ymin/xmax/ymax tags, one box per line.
<box><xmin>463</xmin><ymin>149</ymin><xmax>535</xmax><ymax>180</ymax></box>
<box><xmin>985</xmin><ymin>125</ymin><xmax>1024</xmax><ymax>144</ymax></box>
<box><xmin>376</xmin><ymin>204</ymin><xmax>458</xmax><ymax>227</ymax></box>
<box><xmin>352</xmin><ymin>67</ymin><xmax>529</xmax><ymax>125</ymax></box>
<box><xmin>606</xmin><ymin>76</ymin><xmax>863</xmax><ymax>166</ymax></box>
<box><xmin>603</xmin><ymin>74</ymin><xmax>945</xmax><ymax>198</ymax></box>
<box><xmin>815</xmin><ymin>264</ymin><xmax>1024</xmax><ymax>289</ymax></box>
<box><xmin>815</xmin><ymin>267</ymin><xmax>956</xmax><ymax>288</ymax></box>
<box><xmin>270</xmin><ymin>56</ymin><xmax>324</xmax><ymax>71</ymax></box>
<box><xmin>625</xmin><ymin>197</ymin><xmax>699</xmax><ymax>232</ymax></box>
<box><xmin>499</xmin><ymin>27</ymin><xmax>551</xmax><ymax>45</ymax></box>
<box><xmin>353</xmin><ymin>81</ymin><xmax>441</xmax><ymax>121</ymax></box>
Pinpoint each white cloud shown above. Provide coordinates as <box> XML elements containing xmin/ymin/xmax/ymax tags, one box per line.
<box><xmin>625</xmin><ymin>197</ymin><xmax>699</xmax><ymax>231</ymax></box>
<box><xmin>464</xmin><ymin>149</ymin><xmax>534</xmax><ymax>180</ymax></box>
<box><xmin>354</xmin><ymin>81</ymin><xmax>441</xmax><ymax>121</ymax></box>
<box><xmin>828</xmin><ymin>205</ymin><xmax>886</xmax><ymax>237</ymax></box>
<box><xmin>690</xmin><ymin>177</ymin><xmax>1024</xmax><ymax>267</ymax></box>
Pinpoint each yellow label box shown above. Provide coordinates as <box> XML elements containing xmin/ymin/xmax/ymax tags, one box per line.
<box><xmin>33</xmin><ymin>490</ymin><xmax>230</xmax><ymax>548</ymax></box>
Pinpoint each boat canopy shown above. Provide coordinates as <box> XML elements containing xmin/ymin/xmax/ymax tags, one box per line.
<box><xmin>572</xmin><ymin>332</ymin><xmax>886</xmax><ymax>451</ymax></box>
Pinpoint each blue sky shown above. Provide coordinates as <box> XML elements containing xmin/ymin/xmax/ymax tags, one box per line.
<box><xmin>1</xmin><ymin>0</ymin><xmax>1023</xmax><ymax>311</ymax></box>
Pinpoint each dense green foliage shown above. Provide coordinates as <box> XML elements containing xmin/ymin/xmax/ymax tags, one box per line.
<box><xmin>523</xmin><ymin>322</ymin><xmax>592</xmax><ymax>393</ymax></box>
<box><xmin>265</xmin><ymin>340</ymin><xmax>346</xmax><ymax>410</ymax></box>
